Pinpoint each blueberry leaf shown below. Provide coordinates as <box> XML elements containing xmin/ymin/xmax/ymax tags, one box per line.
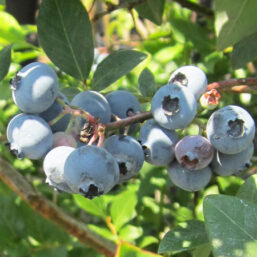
<box><xmin>158</xmin><ymin>220</ymin><xmax>209</xmax><ymax>254</ymax></box>
<box><xmin>232</xmin><ymin>31</ymin><xmax>257</xmax><ymax>69</ymax></box>
<box><xmin>37</xmin><ymin>0</ymin><xmax>94</xmax><ymax>81</ymax></box>
<box><xmin>92</xmin><ymin>50</ymin><xmax>147</xmax><ymax>91</ymax></box>
<box><xmin>116</xmin><ymin>241</ymin><xmax>162</xmax><ymax>257</ymax></box>
<box><xmin>215</xmin><ymin>0</ymin><xmax>257</xmax><ymax>50</ymax></box>
<box><xmin>0</xmin><ymin>44</ymin><xmax>12</xmax><ymax>81</ymax></box>
<box><xmin>73</xmin><ymin>194</ymin><xmax>108</xmax><ymax>218</ymax></box>
<box><xmin>236</xmin><ymin>174</ymin><xmax>257</xmax><ymax>205</ymax></box>
<box><xmin>135</xmin><ymin>0</ymin><xmax>165</xmax><ymax>25</ymax></box>
<box><xmin>110</xmin><ymin>189</ymin><xmax>138</xmax><ymax>231</ymax></box>
<box><xmin>203</xmin><ymin>195</ymin><xmax>257</xmax><ymax>257</ymax></box>
<box><xmin>138</xmin><ymin>68</ymin><xmax>156</xmax><ymax>97</ymax></box>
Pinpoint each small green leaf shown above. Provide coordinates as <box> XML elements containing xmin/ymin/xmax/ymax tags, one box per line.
<box><xmin>0</xmin><ymin>11</ymin><xmax>25</xmax><ymax>43</ymax></box>
<box><xmin>138</xmin><ymin>68</ymin><xmax>156</xmax><ymax>97</ymax></box>
<box><xmin>88</xmin><ymin>224</ymin><xmax>116</xmax><ymax>242</ymax></box>
<box><xmin>119</xmin><ymin>224</ymin><xmax>143</xmax><ymax>242</ymax></box>
<box><xmin>110</xmin><ymin>189</ymin><xmax>138</xmax><ymax>231</ymax></box>
<box><xmin>215</xmin><ymin>0</ymin><xmax>257</xmax><ymax>50</ymax></box>
<box><xmin>116</xmin><ymin>241</ymin><xmax>162</xmax><ymax>257</ymax></box>
<box><xmin>37</xmin><ymin>0</ymin><xmax>94</xmax><ymax>80</ymax></box>
<box><xmin>203</xmin><ymin>195</ymin><xmax>257</xmax><ymax>257</ymax></box>
<box><xmin>73</xmin><ymin>194</ymin><xmax>108</xmax><ymax>218</ymax></box>
<box><xmin>138</xmin><ymin>236</ymin><xmax>159</xmax><ymax>248</ymax></box>
<box><xmin>0</xmin><ymin>45</ymin><xmax>12</xmax><ymax>81</ymax></box>
<box><xmin>232</xmin><ymin>31</ymin><xmax>257</xmax><ymax>69</ymax></box>
<box><xmin>135</xmin><ymin>0</ymin><xmax>165</xmax><ymax>25</ymax></box>
<box><xmin>158</xmin><ymin>220</ymin><xmax>208</xmax><ymax>254</ymax></box>
<box><xmin>192</xmin><ymin>243</ymin><xmax>212</xmax><ymax>257</ymax></box>
<box><xmin>237</xmin><ymin>174</ymin><xmax>257</xmax><ymax>205</ymax></box>
<box><xmin>92</xmin><ymin>50</ymin><xmax>147</xmax><ymax>91</ymax></box>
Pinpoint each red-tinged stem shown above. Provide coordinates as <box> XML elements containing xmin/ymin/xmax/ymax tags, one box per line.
<box><xmin>207</xmin><ymin>78</ymin><xmax>257</xmax><ymax>93</ymax></box>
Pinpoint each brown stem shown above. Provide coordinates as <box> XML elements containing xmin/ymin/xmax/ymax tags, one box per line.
<box><xmin>0</xmin><ymin>157</ymin><xmax>116</xmax><ymax>257</ymax></box>
<box><xmin>92</xmin><ymin>0</ymin><xmax>148</xmax><ymax>22</ymax></box>
<box><xmin>105</xmin><ymin>111</ymin><xmax>153</xmax><ymax>130</ymax></box>
<box><xmin>207</xmin><ymin>78</ymin><xmax>257</xmax><ymax>93</ymax></box>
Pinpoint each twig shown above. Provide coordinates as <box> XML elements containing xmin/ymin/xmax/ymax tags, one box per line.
<box><xmin>105</xmin><ymin>111</ymin><xmax>153</xmax><ymax>130</ymax></box>
<box><xmin>207</xmin><ymin>78</ymin><xmax>257</xmax><ymax>93</ymax></box>
<box><xmin>92</xmin><ymin>0</ymin><xmax>148</xmax><ymax>22</ymax></box>
<box><xmin>0</xmin><ymin>157</ymin><xmax>116</xmax><ymax>257</ymax></box>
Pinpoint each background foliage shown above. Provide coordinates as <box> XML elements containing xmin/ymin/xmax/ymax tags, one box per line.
<box><xmin>0</xmin><ymin>0</ymin><xmax>257</xmax><ymax>256</ymax></box>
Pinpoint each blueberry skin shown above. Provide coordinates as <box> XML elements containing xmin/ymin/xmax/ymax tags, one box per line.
<box><xmin>175</xmin><ymin>135</ymin><xmax>214</xmax><ymax>170</ymax></box>
<box><xmin>169</xmin><ymin>65</ymin><xmax>207</xmax><ymax>99</ymax></box>
<box><xmin>43</xmin><ymin>146</ymin><xmax>76</xmax><ymax>193</ymax></box>
<box><xmin>103</xmin><ymin>135</ymin><xmax>145</xmax><ymax>183</ymax></box>
<box><xmin>64</xmin><ymin>145</ymin><xmax>119</xmax><ymax>199</ymax></box>
<box><xmin>211</xmin><ymin>143</ymin><xmax>254</xmax><ymax>176</ymax></box>
<box><xmin>71</xmin><ymin>91</ymin><xmax>111</xmax><ymax>125</ymax></box>
<box><xmin>53</xmin><ymin>132</ymin><xmax>77</xmax><ymax>148</ymax></box>
<box><xmin>167</xmin><ymin>161</ymin><xmax>212</xmax><ymax>192</ymax></box>
<box><xmin>7</xmin><ymin>113</ymin><xmax>53</xmax><ymax>159</ymax></box>
<box><xmin>151</xmin><ymin>83</ymin><xmax>197</xmax><ymax>130</ymax></box>
<box><xmin>106</xmin><ymin>90</ymin><xmax>141</xmax><ymax>118</ymax></box>
<box><xmin>11</xmin><ymin>62</ymin><xmax>59</xmax><ymax>113</ymax></box>
<box><xmin>206</xmin><ymin>105</ymin><xmax>255</xmax><ymax>154</ymax></box>
<box><xmin>39</xmin><ymin>92</ymin><xmax>71</xmax><ymax>132</ymax></box>
<box><xmin>139</xmin><ymin>119</ymin><xmax>178</xmax><ymax>166</ymax></box>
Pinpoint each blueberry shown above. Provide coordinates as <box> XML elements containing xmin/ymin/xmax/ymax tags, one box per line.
<box><xmin>211</xmin><ymin>143</ymin><xmax>254</xmax><ymax>176</ymax></box>
<box><xmin>43</xmin><ymin>146</ymin><xmax>76</xmax><ymax>193</ymax></box>
<box><xmin>206</xmin><ymin>105</ymin><xmax>255</xmax><ymax>154</ymax></box>
<box><xmin>53</xmin><ymin>131</ymin><xmax>77</xmax><ymax>148</ymax></box>
<box><xmin>175</xmin><ymin>135</ymin><xmax>214</xmax><ymax>170</ymax></box>
<box><xmin>138</xmin><ymin>119</ymin><xmax>178</xmax><ymax>166</ymax></box>
<box><xmin>167</xmin><ymin>161</ymin><xmax>212</xmax><ymax>192</ymax></box>
<box><xmin>151</xmin><ymin>83</ymin><xmax>197</xmax><ymax>130</ymax></box>
<box><xmin>11</xmin><ymin>62</ymin><xmax>59</xmax><ymax>113</ymax></box>
<box><xmin>169</xmin><ymin>65</ymin><xmax>207</xmax><ymax>99</ymax></box>
<box><xmin>64</xmin><ymin>145</ymin><xmax>119</xmax><ymax>199</ymax></box>
<box><xmin>71</xmin><ymin>91</ymin><xmax>111</xmax><ymax>128</ymax></box>
<box><xmin>39</xmin><ymin>91</ymin><xmax>71</xmax><ymax>132</ymax></box>
<box><xmin>103</xmin><ymin>135</ymin><xmax>145</xmax><ymax>183</ymax></box>
<box><xmin>106</xmin><ymin>90</ymin><xmax>141</xmax><ymax>118</ymax></box>
<box><xmin>7</xmin><ymin>113</ymin><xmax>53</xmax><ymax>159</ymax></box>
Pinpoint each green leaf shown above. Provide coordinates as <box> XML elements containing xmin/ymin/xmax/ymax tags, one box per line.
<box><xmin>203</xmin><ymin>195</ymin><xmax>257</xmax><ymax>257</ymax></box>
<box><xmin>232</xmin><ymin>31</ymin><xmax>257</xmax><ymax>69</ymax></box>
<box><xmin>20</xmin><ymin>202</ymin><xmax>69</xmax><ymax>244</ymax></box>
<box><xmin>73</xmin><ymin>194</ymin><xmax>108</xmax><ymax>218</ymax></box>
<box><xmin>88</xmin><ymin>224</ymin><xmax>116</xmax><ymax>242</ymax></box>
<box><xmin>0</xmin><ymin>11</ymin><xmax>25</xmax><ymax>43</ymax></box>
<box><xmin>135</xmin><ymin>0</ymin><xmax>165</xmax><ymax>25</ymax></box>
<box><xmin>138</xmin><ymin>68</ymin><xmax>156</xmax><ymax>97</ymax></box>
<box><xmin>216</xmin><ymin>176</ymin><xmax>244</xmax><ymax>195</ymax></box>
<box><xmin>0</xmin><ymin>196</ymin><xmax>25</xmax><ymax>245</ymax></box>
<box><xmin>110</xmin><ymin>189</ymin><xmax>138</xmax><ymax>231</ymax></box>
<box><xmin>236</xmin><ymin>174</ymin><xmax>257</xmax><ymax>205</ymax></box>
<box><xmin>158</xmin><ymin>220</ymin><xmax>209</xmax><ymax>254</ymax></box>
<box><xmin>0</xmin><ymin>45</ymin><xmax>12</xmax><ymax>81</ymax></box>
<box><xmin>37</xmin><ymin>247</ymin><xmax>67</xmax><ymax>257</ymax></box>
<box><xmin>192</xmin><ymin>243</ymin><xmax>212</xmax><ymax>257</ymax></box>
<box><xmin>118</xmin><ymin>224</ymin><xmax>143</xmax><ymax>242</ymax></box>
<box><xmin>215</xmin><ymin>0</ymin><xmax>257</xmax><ymax>50</ymax></box>
<box><xmin>92</xmin><ymin>50</ymin><xmax>147</xmax><ymax>91</ymax></box>
<box><xmin>37</xmin><ymin>0</ymin><xmax>94</xmax><ymax>80</ymax></box>
<box><xmin>138</xmin><ymin>236</ymin><xmax>159</xmax><ymax>248</ymax></box>
<box><xmin>116</xmin><ymin>241</ymin><xmax>162</xmax><ymax>257</ymax></box>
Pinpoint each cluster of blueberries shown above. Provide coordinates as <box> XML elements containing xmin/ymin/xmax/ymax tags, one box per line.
<box><xmin>6</xmin><ymin>62</ymin><xmax>256</xmax><ymax>199</ymax></box>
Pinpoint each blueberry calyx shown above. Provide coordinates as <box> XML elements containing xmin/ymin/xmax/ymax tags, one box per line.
<box><xmin>227</xmin><ymin>118</ymin><xmax>244</xmax><ymax>138</ymax></box>
<box><xmin>126</xmin><ymin>108</ymin><xmax>135</xmax><ymax>117</ymax></box>
<box><xmin>119</xmin><ymin>162</ymin><xmax>128</xmax><ymax>175</ymax></box>
<box><xmin>10</xmin><ymin>74</ymin><xmax>22</xmax><ymax>90</ymax></box>
<box><xmin>169</xmin><ymin>72</ymin><xmax>188</xmax><ymax>87</ymax></box>
<box><xmin>181</xmin><ymin>155</ymin><xmax>199</xmax><ymax>169</ymax></box>
<box><xmin>142</xmin><ymin>145</ymin><xmax>150</xmax><ymax>159</ymax></box>
<box><xmin>162</xmin><ymin>96</ymin><xmax>179</xmax><ymax>116</ymax></box>
<box><xmin>79</xmin><ymin>184</ymin><xmax>104</xmax><ymax>199</ymax></box>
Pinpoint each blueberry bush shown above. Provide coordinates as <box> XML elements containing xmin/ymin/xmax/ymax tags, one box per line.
<box><xmin>1</xmin><ymin>0</ymin><xmax>257</xmax><ymax>256</ymax></box>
